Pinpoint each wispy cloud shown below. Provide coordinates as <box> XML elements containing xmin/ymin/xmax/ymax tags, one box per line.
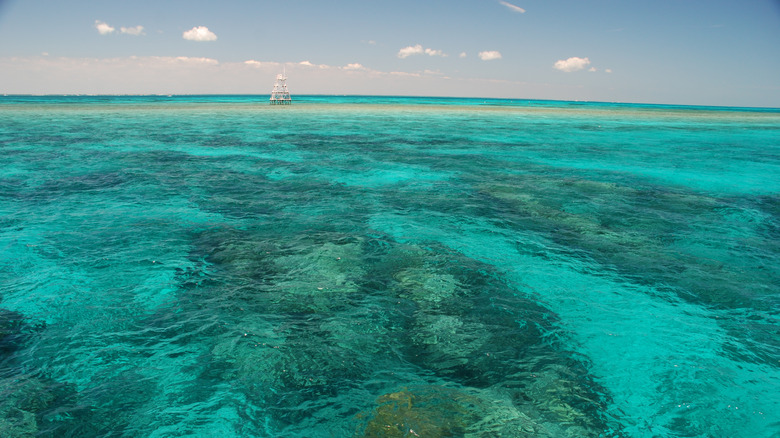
<box><xmin>120</xmin><ymin>25</ymin><xmax>145</xmax><ymax>36</ymax></box>
<box><xmin>182</xmin><ymin>26</ymin><xmax>217</xmax><ymax>42</ymax></box>
<box><xmin>459</xmin><ymin>52</ymin><xmax>467</xmax><ymax>58</ymax></box>
<box><xmin>499</xmin><ymin>1</ymin><xmax>526</xmax><ymax>13</ymax></box>
<box><xmin>175</xmin><ymin>56</ymin><xmax>218</xmax><ymax>64</ymax></box>
<box><xmin>553</xmin><ymin>56</ymin><xmax>591</xmax><ymax>72</ymax></box>
<box><xmin>95</xmin><ymin>20</ymin><xmax>115</xmax><ymax>35</ymax></box>
<box><xmin>299</xmin><ymin>60</ymin><xmax>331</xmax><ymax>69</ymax></box>
<box><xmin>247</xmin><ymin>59</ymin><xmax>333</xmax><ymax>70</ymax></box>
<box><xmin>397</xmin><ymin>44</ymin><xmax>446</xmax><ymax>59</ymax></box>
<box><xmin>0</xmin><ymin>55</ymin><xmax>614</xmax><ymax>99</ymax></box>
<box><xmin>389</xmin><ymin>71</ymin><xmax>421</xmax><ymax>77</ymax></box>
<box><xmin>478</xmin><ymin>51</ymin><xmax>502</xmax><ymax>61</ymax></box>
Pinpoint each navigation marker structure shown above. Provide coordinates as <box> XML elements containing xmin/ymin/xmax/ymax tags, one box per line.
<box><xmin>270</xmin><ymin>69</ymin><xmax>292</xmax><ymax>105</ymax></box>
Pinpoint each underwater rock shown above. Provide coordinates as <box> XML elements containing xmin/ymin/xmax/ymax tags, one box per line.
<box><xmin>395</xmin><ymin>267</ymin><xmax>461</xmax><ymax>310</ymax></box>
<box><xmin>181</xmin><ymin>230</ymin><xmax>387</xmax><ymax>430</ymax></box>
<box><xmin>209</xmin><ymin>325</ymin><xmax>372</xmax><ymax>432</ymax></box>
<box><xmin>268</xmin><ymin>239</ymin><xmax>366</xmax><ymax>313</ymax></box>
<box><xmin>0</xmin><ymin>310</ymin><xmax>101</xmax><ymax>438</ymax></box>
<box><xmin>196</xmin><ymin>227</ymin><xmax>278</xmax><ymax>288</ymax></box>
<box><xmin>480</xmin><ymin>176</ymin><xmax>779</xmax><ymax>361</ymax></box>
<box><xmin>190</xmin><ymin>227</ymin><xmax>616</xmax><ymax>435</ymax></box>
<box><xmin>191</xmin><ymin>227</ymin><xmax>369</xmax><ymax>314</ymax></box>
<box><xmin>1</xmin><ymin>308</ymin><xmax>39</xmax><ymax>356</ymax></box>
<box><xmin>0</xmin><ymin>373</ymin><xmax>111</xmax><ymax>438</ymax></box>
<box><xmin>211</xmin><ymin>315</ymin><xmax>372</xmax><ymax>405</ymax></box>
<box><xmin>318</xmin><ymin>303</ymin><xmax>406</xmax><ymax>357</ymax></box>
<box><xmin>385</xmin><ymin>245</ymin><xmax>614</xmax><ymax>436</ymax></box>
<box><xmin>505</xmin><ymin>177</ymin><xmax>777</xmax><ymax>372</ymax></box>
<box><xmin>356</xmin><ymin>385</ymin><xmax>549</xmax><ymax>438</ymax></box>
<box><xmin>479</xmin><ymin>176</ymin><xmax>774</xmax><ymax>310</ymax></box>
<box><xmin>410</xmin><ymin>313</ymin><xmax>488</xmax><ymax>375</ymax></box>
<box><xmin>381</xmin><ymin>246</ymin><xmax>478</xmax><ymax>316</ymax></box>
<box><xmin>0</xmin><ymin>376</ymin><xmax>51</xmax><ymax>438</ymax></box>
<box><xmin>0</xmin><ymin>309</ymin><xmax>48</xmax><ymax>438</ymax></box>
<box><xmin>519</xmin><ymin>364</ymin><xmax>609</xmax><ymax>437</ymax></box>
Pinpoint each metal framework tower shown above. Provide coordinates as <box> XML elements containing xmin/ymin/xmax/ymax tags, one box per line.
<box><xmin>269</xmin><ymin>69</ymin><xmax>292</xmax><ymax>105</ymax></box>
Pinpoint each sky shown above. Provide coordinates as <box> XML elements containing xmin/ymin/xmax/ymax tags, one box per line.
<box><xmin>0</xmin><ymin>0</ymin><xmax>779</xmax><ymax>107</ymax></box>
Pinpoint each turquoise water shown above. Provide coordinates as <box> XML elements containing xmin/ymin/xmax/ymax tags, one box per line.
<box><xmin>0</xmin><ymin>95</ymin><xmax>778</xmax><ymax>437</ymax></box>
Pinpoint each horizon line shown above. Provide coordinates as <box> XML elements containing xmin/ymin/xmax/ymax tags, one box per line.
<box><xmin>2</xmin><ymin>93</ymin><xmax>779</xmax><ymax>111</ymax></box>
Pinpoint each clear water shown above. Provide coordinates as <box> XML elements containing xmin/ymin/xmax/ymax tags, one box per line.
<box><xmin>1</xmin><ymin>95</ymin><xmax>778</xmax><ymax>437</ymax></box>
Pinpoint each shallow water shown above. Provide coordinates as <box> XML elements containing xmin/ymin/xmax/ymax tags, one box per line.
<box><xmin>1</xmin><ymin>95</ymin><xmax>778</xmax><ymax>437</ymax></box>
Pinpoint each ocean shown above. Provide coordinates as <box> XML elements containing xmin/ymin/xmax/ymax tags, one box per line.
<box><xmin>0</xmin><ymin>95</ymin><xmax>778</xmax><ymax>437</ymax></box>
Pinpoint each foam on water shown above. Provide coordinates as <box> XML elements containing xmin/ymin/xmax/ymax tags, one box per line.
<box><xmin>1</xmin><ymin>95</ymin><xmax>778</xmax><ymax>437</ymax></box>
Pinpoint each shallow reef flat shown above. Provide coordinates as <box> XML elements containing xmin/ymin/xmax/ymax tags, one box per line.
<box><xmin>0</xmin><ymin>96</ymin><xmax>778</xmax><ymax>437</ymax></box>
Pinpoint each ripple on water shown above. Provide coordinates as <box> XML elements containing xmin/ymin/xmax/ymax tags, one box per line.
<box><xmin>0</xmin><ymin>97</ymin><xmax>777</xmax><ymax>437</ymax></box>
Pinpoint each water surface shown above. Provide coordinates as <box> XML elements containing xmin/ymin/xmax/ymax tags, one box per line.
<box><xmin>1</xmin><ymin>95</ymin><xmax>778</xmax><ymax>437</ymax></box>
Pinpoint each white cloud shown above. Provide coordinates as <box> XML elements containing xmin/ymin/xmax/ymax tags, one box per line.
<box><xmin>459</xmin><ymin>52</ymin><xmax>467</xmax><ymax>58</ymax></box>
<box><xmin>398</xmin><ymin>44</ymin><xmax>423</xmax><ymax>58</ymax></box>
<box><xmin>398</xmin><ymin>44</ymin><xmax>446</xmax><ymax>58</ymax></box>
<box><xmin>95</xmin><ymin>20</ymin><xmax>115</xmax><ymax>35</ymax></box>
<box><xmin>478</xmin><ymin>51</ymin><xmax>502</xmax><ymax>61</ymax></box>
<box><xmin>120</xmin><ymin>25</ymin><xmax>145</xmax><ymax>36</ymax></box>
<box><xmin>605</xmin><ymin>68</ymin><xmax>613</xmax><ymax>73</ymax></box>
<box><xmin>553</xmin><ymin>56</ymin><xmax>591</xmax><ymax>72</ymax></box>
<box><xmin>589</xmin><ymin>67</ymin><xmax>597</xmax><ymax>72</ymax></box>
<box><xmin>342</xmin><ymin>63</ymin><xmax>366</xmax><ymax>70</ymax></box>
<box><xmin>182</xmin><ymin>26</ymin><xmax>217</xmax><ymax>42</ymax></box>
<box><xmin>499</xmin><ymin>1</ymin><xmax>526</xmax><ymax>13</ymax></box>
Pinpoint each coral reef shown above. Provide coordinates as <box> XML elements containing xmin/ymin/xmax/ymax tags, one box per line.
<box><xmin>183</xmin><ymin>227</ymin><xmax>616</xmax><ymax>435</ymax></box>
<box><xmin>382</xmin><ymin>245</ymin><xmax>612</xmax><ymax>436</ymax></box>
<box><xmin>480</xmin><ymin>175</ymin><xmax>779</xmax><ymax>366</ymax></box>
<box><xmin>356</xmin><ymin>385</ymin><xmax>550</xmax><ymax>438</ymax></box>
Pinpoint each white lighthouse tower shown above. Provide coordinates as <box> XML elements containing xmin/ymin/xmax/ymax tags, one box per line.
<box><xmin>269</xmin><ymin>68</ymin><xmax>292</xmax><ymax>105</ymax></box>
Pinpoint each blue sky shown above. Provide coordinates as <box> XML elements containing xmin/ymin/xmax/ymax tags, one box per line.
<box><xmin>1</xmin><ymin>0</ymin><xmax>779</xmax><ymax>106</ymax></box>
